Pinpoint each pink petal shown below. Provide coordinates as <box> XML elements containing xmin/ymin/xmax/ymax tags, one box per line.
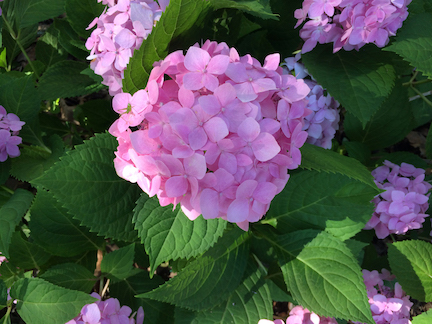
<box><xmin>200</xmin><ymin>189</ymin><xmax>220</xmax><ymax>219</ymax></box>
<box><xmin>184</xmin><ymin>153</ymin><xmax>206</xmax><ymax>179</ymax></box>
<box><xmin>238</xmin><ymin>117</ymin><xmax>260</xmax><ymax>142</ymax></box>
<box><xmin>188</xmin><ymin>126</ymin><xmax>208</xmax><ymax>150</ymax></box>
<box><xmin>199</xmin><ymin>95</ymin><xmax>221</xmax><ymax>115</ymax></box>
<box><xmin>227</xmin><ymin>198</ymin><xmax>250</xmax><ymax>223</ymax></box>
<box><xmin>82</xmin><ymin>304</ymin><xmax>101</xmax><ymax>324</ymax></box>
<box><xmin>165</xmin><ymin>176</ymin><xmax>188</xmax><ymax>197</ymax></box>
<box><xmin>207</xmin><ymin>55</ymin><xmax>230</xmax><ymax>74</ymax></box>
<box><xmin>204</xmin><ymin>117</ymin><xmax>229</xmax><ymax>142</ymax></box>
<box><xmin>184</xmin><ymin>46</ymin><xmax>210</xmax><ymax>72</ymax></box>
<box><xmin>251</xmin><ymin>133</ymin><xmax>281</xmax><ymax>162</ymax></box>
<box><xmin>183</xmin><ymin>72</ymin><xmax>205</xmax><ymax>90</ymax></box>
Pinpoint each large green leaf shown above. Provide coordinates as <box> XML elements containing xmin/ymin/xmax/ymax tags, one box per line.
<box><xmin>412</xmin><ymin>310</ymin><xmax>432</xmax><ymax>324</ymax></box>
<box><xmin>41</xmin><ymin>263</ymin><xmax>97</xmax><ymax>293</ymax></box>
<box><xmin>270</xmin><ymin>230</ymin><xmax>373</xmax><ymax>324</ymax></box>
<box><xmin>302</xmin><ymin>44</ymin><xmax>396</xmax><ymax>127</ymax></box>
<box><xmin>110</xmin><ymin>271</ymin><xmax>175</xmax><ymax>324</ymax></box>
<box><xmin>300</xmin><ymin>144</ymin><xmax>378</xmax><ymax>189</ymax></box>
<box><xmin>344</xmin><ymin>80</ymin><xmax>414</xmax><ymax>150</ymax></box>
<box><xmin>35</xmin><ymin>25</ymin><xmax>68</xmax><ymax>70</ymax></box>
<box><xmin>175</xmin><ymin>259</ymin><xmax>272</xmax><ymax>324</ymax></box>
<box><xmin>0</xmin><ymin>73</ymin><xmax>42</xmax><ymax>145</ymax></box>
<box><xmin>0</xmin><ymin>158</ymin><xmax>11</xmax><ymax>185</ymax></box>
<box><xmin>32</xmin><ymin>133</ymin><xmax>141</xmax><ymax>242</ymax></box>
<box><xmin>133</xmin><ymin>194</ymin><xmax>226</xmax><ymax>273</ymax></box>
<box><xmin>10</xmin><ymin>135</ymin><xmax>65</xmax><ymax>183</ymax></box>
<box><xmin>14</xmin><ymin>0</ymin><xmax>66</xmax><ymax>29</ymax></box>
<box><xmin>8</xmin><ymin>231</ymin><xmax>51</xmax><ymax>270</ymax></box>
<box><xmin>100</xmin><ymin>244</ymin><xmax>137</xmax><ymax>281</ymax></box>
<box><xmin>37</xmin><ymin>60</ymin><xmax>105</xmax><ymax>100</ymax></box>
<box><xmin>29</xmin><ymin>189</ymin><xmax>104</xmax><ymax>257</ymax></box>
<box><xmin>266</xmin><ymin>170</ymin><xmax>376</xmax><ymax>241</ymax></box>
<box><xmin>65</xmin><ymin>0</ymin><xmax>105</xmax><ymax>37</ymax></box>
<box><xmin>0</xmin><ymin>279</ymin><xmax>7</xmax><ymax>308</ymax></box>
<box><xmin>385</xmin><ymin>13</ymin><xmax>432</xmax><ymax>78</ymax></box>
<box><xmin>10</xmin><ymin>278</ymin><xmax>97</xmax><ymax>324</ymax></box>
<box><xmin>123</xmin><ymin>0</ymin><xmax>211</xmax><ymax>93</ymax></box>
<box><xmin>52</xmin><ymin>19</ymin><xmax>89</xmax><ymax>60</ymax></box>
<box><xmin>0</xmin><ymin>189</ymin><xmax>34</xmax><ymax>258</ymax></box>
<box><xmin>388</xmin><ymin>240</ymin><xmax>432</xmax><ymax>302</ymax></box>
<box><xmin>209</xmin><ymin>0</ymin><xmax>277</xmax><ymax>20</ymax></box>
<box><xmin>139</xmin><ymin>228</ymin><xmax>250</xmax><ymax>311</ymax></box>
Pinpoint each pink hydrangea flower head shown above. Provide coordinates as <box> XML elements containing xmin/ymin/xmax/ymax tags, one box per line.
<box><xmin>283</xmin><ymin>306</ymin><xmax>337</xmax><ymax>324</ymax></box>
<box><xmin>294</xmin><ymin>0</ymin><xmax>410</xmax><ymax>52</ymax></box>
<box><xmin>86</xmin><ymin>0</ymin><xmax>169</xmax><ymax>95</ymax></box>
<box><xmin>0</xmin><ymin>105</ymin><xmax>25</xmax><ymax>162</ymax></box>
<box><xmin>283</xmin><ymin>54</ymin><xmax>339</xmax><ymax>149</ymax></box>
<box><xmin>66</xmin><ymin>293</ymin><xmax>144</xmax><ymax>324</ymax></box>
<box><xmin>110</xmin><ymin>40</ymin><xmax>311</xmax><ymax>229</ymax></box>
<box><xmin>353</xmin><ymin>269</ymin><xmax>413</xmax><ymax>324</ymax></box>
<box><xmin>364</xmin><ymin>160</ymin><xmax>431</xmax><ymax>239</ymax></box>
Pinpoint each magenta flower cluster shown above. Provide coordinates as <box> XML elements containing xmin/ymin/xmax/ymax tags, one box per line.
<box><xmin>109</xmin><ymin>40</ymin><xmax>311</xmax><ymax>230</ymax></box>
<box><xmin>365</xmin><ymin>160</ymin><xmax>431</xmax><ymax>239</ymax></box>
<box><xmin>354</xmin><ymin>269</ymin><xmax>412</xmax><ymax>324</ymax></box>
<box><xmin>0</xmin><ymin>105</ymin><xmax>25</xmax><ymax>162</ymax></box>
<box><xmin>258</xmin><ymin>306</ymin><xmax>337</xmax><ymax>324</ymax></box>
<box><xmin>294</xmin><ymin>0</ymin><xmax>411</xmax><ymax>53</ymax></box>
<box><xmin>258</xmin><ymin>269</ymin><xmax>412</xmax><ymax>324</ymax></box>
<box><xmin>283</xmin><ymin>54</ymin><xmax>340</xmax><ymax>149</ymax></box>
<box><xmin>86</xmin><ymin>0</ymin><xmax>169</xmax><ymax>95</ymax></box>
<box><xmin>66</xmin><ymin>293</ymin><xmax>144</xmax><ymax>324</ymax></box>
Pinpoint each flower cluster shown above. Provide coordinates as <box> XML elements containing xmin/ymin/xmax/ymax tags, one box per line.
<box><xmin>354</xmin><ymin>269</ymin><xmax>412</xmax><ymax>324</ymax></box>
<box><xmin>86</xmin><ymin>0</ymin><xmax>169</xmax><ymax>95</ymax></box>
<box><xmin>0</xmin><ymin>253</ymin><xmax>6</xmax><ymax>266</ymax></box>
<box><xmin>294</xmin><ymin>0</ymin><xmax>411</xmax><ymax>53</ymax></box>
<box><xmin>66</xmin><ymin>293</ymin><xmax>144</xmax><ymax>324</ymax></box>
<box><xmin>110</xmin><ymin>40</ymin><xmax>311</xmax><ymax>230</ymax></box>
<box><xmin>365</xmin><ymin>160</ymin><xmax>431</xmax><ymax>239</ymax></box>
<box><xmin>283</xmin><ymin>54</ymin><xmax>339</xmax><ymax>149</ymax></box>
<box><xmin>0</xmin><ymin>105</ymin><xmax>25</xmax><ymax>162</ymax></box>
<box><xmin>258</xmin><ymin>306</ymin><xmax>337</xmax><ymax>324</ymax></box>
<box><xmin>258</xmin><ymin>269</ymin><xmax>412</xmax><ymax>324</ymax></box>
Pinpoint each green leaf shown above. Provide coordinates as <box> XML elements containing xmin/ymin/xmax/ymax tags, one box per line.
<box><xmin>388</xmin><ymin>240</ymin><xmax>432</xmax><ymax>301</ymax></box>
<box><xmin>300</xmin><ymin>143</ymin><xmax>378</xmax><ymax>189</ymax></box>
<box><xmin>133</xmin><ymin>194</ymin><xmax>227</xmax><ymax>273</ymax></box>
<box><xmin>14</xmin><ymin>0</ymin><xmax>66</xmax><ymax>29</ymax></box>
<box><xmin>2</xmin><ymin>21</ymin><xmax>38</xmax><ymax>63</ymax></box>
<box><xmin>175</xmin><ymin>258</ymin><xmax>272</xmax><ymax>324</ymax></box>
<box><xmin>209</xmin><ymin>0</ymin><xmax>277</xmax><ymax>20</ymax></box>
<box><xmin>302</xmin><ymin>44</ymin><xmax>396</xmax><ymax>127</ymax></box>
<box><xmin>271</xmin><ymin>230</ymin><xmax>373</xmax><ymax>324</ymax></box>
<box><xmin>0</xmin><ymin>73</ymin><xmax>44</xmax><ymax>147</ymax></box>
<box><xmin>10</xmin><ymin>135</ymin><xmax>65</xmax><ymax>183</ymax></box>
<box><xmin>52</xmin><ymin>18</ymin><xmax>89</xmax><ymax>60</ymax></box>
<box><xmin>41</xmin><ymin>263</ymin><xmax>97</xmax><ymax>293</ymax></box>
<box><xmin>0</xmin><ymin>189</ymin><xmax>34</xmax><ymax>258</ymax></box>
<box><xmin>8</xmin><ymin>231</ymin><xmax>50</xmax><ymax>270</ymax></box>
<box><xmin>139</xmin><ymin>228</ymin><xmax>250</xmax><ymax>311</ymax></box>
<box><xmin>29</xmin><ymin>189</ymin><xmax>104</xmax><ymax>257</ymax></box>
<box><xmin>100</xmin><ymin>244</ymin><xmax>136</xmax><ymax>281</ymax></box>
<box><xmin>65</xmin><ymin>0</ymin><xmax>105</xmax><ymax>37</ymax></box>
<box><xmin>38</xmin><ymin>60</ymin><xmax>105</xmax><ymax>100</ymax></box>
<box><xmin>0</xmin><ymin>261</ymin><xmax>24</xmax><ymax>288</ymax></box>
<box><xmin>110</xmin><ymin>271</ymin><xmax>175</xmax><ymax>324</ymax></box>
<box><xmin>74</xmin><ymin>99</ymin><xmax>118</xmax><ymax>133</ymax></box>
<box><xmin>426</xmin><ymin>124</ymin><xmax>432</xmax><ymax>160</ymax></box>
<box><xmin>344</xmin><ymin>141</ymin><xmax>371</xmax><ymax>166</ymax></box>
<box><xmin>0</xmin><ymin>279</ymin><xmax>7</xmax><ymax>307</ymax></box>
<box><xmin>385</xmin><ymin>13</ymin><xmax>432</xmax><ymax>78</ymax></box>
<box><xmin>10</xmin><ymin>278</ymin><xmax>97</xmax><ymax>324</ymax></box>
<box><xmin>266</xmin><ymin>170</ymin><xmax>376</xmax><ymax>241</ymax></box>
<box><xmin>0</xmin><ymin>47</ymin><xmax>7</xmax><ymax>68</ymax></box>
<box><xmin>344</xmin><ymin>81</ymin><xmax>414</xmax><ymax>150</ymax></box>
<box><xmin>32</xmin><ymin>133</ymin><xmax>141</xmax><ymax>242</ymax></box>
<box><xmin>412</xmin><ymin>310</ymin><xmax>432</xmax><ymax>324</ymax></box>
<box><xmin>123</xmin><ymin>0</ymin><xmax>211</xmax><ymax>93</ymax></box>
<box><xmin>0</xmin><ymin>158</ymin><xmax>11</xmax><ymax>185</ymax></box>
<box><xmin>35</xmin><ymin>25</ymin><xmax>67</xmax><ymax>70</ymax></box>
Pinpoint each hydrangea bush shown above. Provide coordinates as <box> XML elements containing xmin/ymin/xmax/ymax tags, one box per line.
<box><xmin>1</xmin><ymin>0</ymin><xmax>432</xmax><ymax>324</ymax></box>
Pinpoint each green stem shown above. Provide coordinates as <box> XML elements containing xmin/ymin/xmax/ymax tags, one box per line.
<box><xmin>2</xmin><ymin>305</ymin><xmax>12</xmax><ymax>324</ymax></box>
<box><xmin>389</xmin><ymin>234</ymin><xmax>397</xmax><ymax>243</ymax></box>
<box><xmin>2</xmin><ymin>15</ymin><xmax>41</xmax><ymax>80</ymax></box>
<box><xmin>0</xmin><ymin>185</ymin><xmax>14</xmax><ymax>195</ymax></box>
<box><xmin>403</xmin><ymin>78</ymin><xmax>432</xmax><ymax>87</ymax></box>
<box><xmin>411</xmin><ymin>85</ymin><xmax>432</xmax><ymax>108</ymax></box>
